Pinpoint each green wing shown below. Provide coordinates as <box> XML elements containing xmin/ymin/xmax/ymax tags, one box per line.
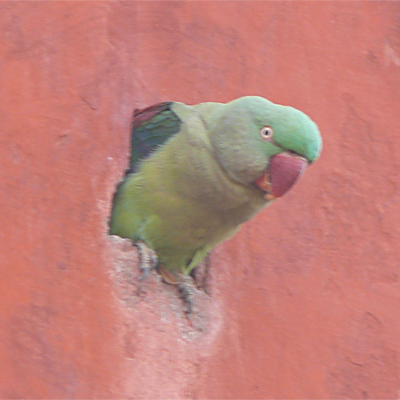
<box><xmin>129</xmin><ymin>102</ymin><xmax>182</xmax><ymax>173</ymax></box>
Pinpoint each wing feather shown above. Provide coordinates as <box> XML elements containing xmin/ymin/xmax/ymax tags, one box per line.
<box><xmin>129</xmin><ymin>102</ymin><xmax>182</xmax><ymax>173</ymax></box>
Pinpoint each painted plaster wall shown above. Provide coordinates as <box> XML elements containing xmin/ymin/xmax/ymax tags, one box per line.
<box><xmin>0</xmin><ymin>1</ymin><xmax>399</xmax><ymax>398</ymax></box>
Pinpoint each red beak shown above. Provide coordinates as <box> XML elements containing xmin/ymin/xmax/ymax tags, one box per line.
<box><xmin>255</xmin><ymin>152</ymin><xmax>308</xmax><ymax>199</ymax></box>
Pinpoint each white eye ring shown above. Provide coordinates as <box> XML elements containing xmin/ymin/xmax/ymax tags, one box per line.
<box><xmin>260</xmin><ymin>126</ymin><xmax>274</xmax><ymax>140</ymax></box>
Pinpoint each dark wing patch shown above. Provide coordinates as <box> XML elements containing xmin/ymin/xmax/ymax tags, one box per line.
<box><xmin>129</xmin><ymin>102</ymin><xmax>182</xmax><ymax>173</ymax></box>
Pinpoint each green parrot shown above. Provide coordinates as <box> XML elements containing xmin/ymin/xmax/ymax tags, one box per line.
<box><xmin>110</xmin><ymin>96</ymin><xmax>322</xmax><ymax>286</ymax></box>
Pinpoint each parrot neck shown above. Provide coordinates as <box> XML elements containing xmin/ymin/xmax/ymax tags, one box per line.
<box><xmin>165</xmin><ymin>134</ymin><xmax>268</xmax><ymax>224</ymax></box>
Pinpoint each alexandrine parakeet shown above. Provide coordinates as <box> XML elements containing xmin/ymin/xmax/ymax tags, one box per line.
<box><xmin>110</xmin><ymin>96</ymin><xmax>322</xmax><ymax>285</ymax></box>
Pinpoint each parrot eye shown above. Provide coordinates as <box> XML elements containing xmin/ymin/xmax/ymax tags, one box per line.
<box><xmin>260</xmin><ymin>126</ymin><xmax>274</xmax><ymax>140</ymax></box>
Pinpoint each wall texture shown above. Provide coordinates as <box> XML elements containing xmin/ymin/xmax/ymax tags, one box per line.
<box><xmin>1</xmin><ymin>1</ymin><xmax>400</xmax><ymax>398</ymax></box>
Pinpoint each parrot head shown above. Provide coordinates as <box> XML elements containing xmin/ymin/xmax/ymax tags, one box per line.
<box><xmin>208</xmin><ymin>96</ymin><xmax>322</xmax><ymax>200</ymax></box>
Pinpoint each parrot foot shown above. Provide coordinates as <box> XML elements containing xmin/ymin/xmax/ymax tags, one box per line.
<box><xmin>178</xmin><ymin>276</ymin><xmax>197</xmax><ymax>314</ymax></box>
<box><xmin>135</xmin><ymin>240</ymin><xmax>158</xmax><ymax>280</ymax></box>
<box><xmin>158</xmin><ymin>264</ymin><xmax>196</xmax><ymax>314</ymax></box>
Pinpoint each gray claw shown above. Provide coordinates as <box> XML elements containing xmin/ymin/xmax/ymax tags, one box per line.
<box><xmin>178</xmin><ymin>276</ymin><xmax>196</xmax><ymax>314</ymax></box>
<box><xmin>135</xmin><ymin>240</ymin><xmax>158</xmax><ymax>280</ymax></box>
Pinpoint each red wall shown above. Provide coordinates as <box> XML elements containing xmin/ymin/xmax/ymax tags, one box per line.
<box><xmin>1</xmin><ymin>2</ymin><xmax>400</xmax><ymax>398</ymax></box>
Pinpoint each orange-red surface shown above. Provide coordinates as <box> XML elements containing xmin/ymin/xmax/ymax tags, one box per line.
<box><xmin>1</xmin><ymin>2</ymin><xmax>400</xmax><ymax>398</ymax></box>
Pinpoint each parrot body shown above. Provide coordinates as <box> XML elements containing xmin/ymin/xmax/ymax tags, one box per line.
<box><xmin>110</xmin><ymin>97</ymin><xmax>322</xmax><ymax>282</ymax></box>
